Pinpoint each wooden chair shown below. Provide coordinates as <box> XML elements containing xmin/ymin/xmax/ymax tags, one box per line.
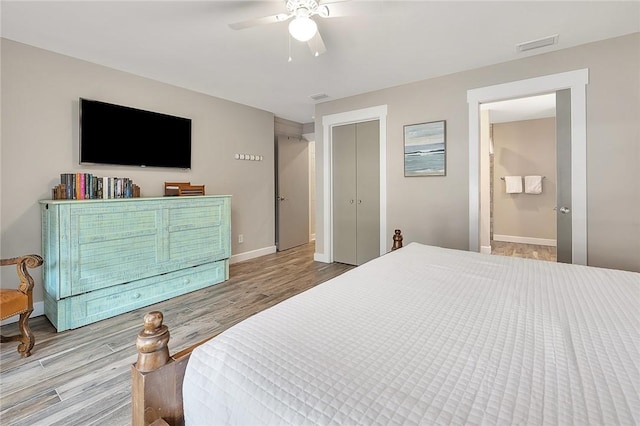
<box><xmin>0</xmin><ymin>254</ymin><xmax>44</xmax><ymax>357</ymax></box>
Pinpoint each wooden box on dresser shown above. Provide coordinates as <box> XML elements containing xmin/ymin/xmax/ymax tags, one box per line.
<box><xmin>40</xmin><ymin>195</ymin><xmax>231</xmax><ymax>332</ymax></box>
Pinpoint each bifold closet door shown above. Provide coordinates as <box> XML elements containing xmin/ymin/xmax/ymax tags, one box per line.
<box><xmin>332</xmin><ymin>124</ymin><xmax>358</xmax><ymax>265</ymax></box>
<box><xmin>355</xmin><ymin>120</ymin><xmax>380</xmax><ymax>265</ymax></box>
<box><xmin>332</xmin><ymin>120</ymin><xmax>380</xmax><ymax>265</ymax></box>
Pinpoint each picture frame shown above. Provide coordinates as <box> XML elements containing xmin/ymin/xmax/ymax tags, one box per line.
<box><xmin>403</xmin><ymin>120</ymin><xmax>446</xmax><ymax>177</ymax></box>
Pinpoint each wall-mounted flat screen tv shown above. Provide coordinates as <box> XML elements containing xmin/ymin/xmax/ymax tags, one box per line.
<box><xmin>80</xmin><ymin>98</ymin><xmax>192</xmax><ymax>169</ymax></box>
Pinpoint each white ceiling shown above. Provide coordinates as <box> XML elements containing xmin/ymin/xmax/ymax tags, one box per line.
<box><xmin>2</xmin><ymin>1</ymin><xmax>638</xmax><ymax>124</ymax></box>
<box><xmin>482</xmin><ymin>93</ymin><xmax>556</xmax><ymax>123</ymax></box>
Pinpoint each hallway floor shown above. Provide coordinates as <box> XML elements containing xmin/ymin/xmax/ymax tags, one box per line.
<box><xmin>491</xmin><ymin>240</ymin><xmax>557</xmax><ymax>262</ymax></box>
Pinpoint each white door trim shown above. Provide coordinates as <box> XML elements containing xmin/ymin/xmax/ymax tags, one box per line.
<box><xmin>317</xmin><ymin>105</ymin><xmax>388</xmax><ymax>263</ymax></box>
<box><xmin>467</xmin><ymin>69</ymin><xmax>589</xmax><ymax>264</ymax></box>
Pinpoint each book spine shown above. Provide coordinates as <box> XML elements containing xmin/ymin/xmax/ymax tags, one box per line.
<box><xmin>65</xmin><ymin>174</ymin><xmax>73</xmax><ymax>199</ymax></box>
<box><xmin>80</xmin><ymin>173</ymin><xmax>86</xmax><ymax>200</ymax></box>
<box><xmin>86</xmin><ymin>173</ymin><xmax>91</xmax><ymax>199</ymax></box>
<box><xmin>97</xmin><ymin>177</ymin><xmax>103</xmax><ymax>199</ymax></box>
<box><xmin>75</xmin><ymin>173</ymin><xmax>81</xmax><ymax>200</ymax></box>
<box><xmin>59</xmin><ymin>173</ymin><xmax>66</xmax><ymax>199</ymax></box>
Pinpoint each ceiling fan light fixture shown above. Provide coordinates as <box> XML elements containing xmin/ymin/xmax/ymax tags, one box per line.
<box><xmin>289</xmin><ymin>16</ymin><xmax>318</xmax><ymax>42</ymax></box>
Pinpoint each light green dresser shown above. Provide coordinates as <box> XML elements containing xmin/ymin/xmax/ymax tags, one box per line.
<box><xmin>40</xmin><ymin>195</ymin><xmax>231</xmax><ymax>331</ymax></box>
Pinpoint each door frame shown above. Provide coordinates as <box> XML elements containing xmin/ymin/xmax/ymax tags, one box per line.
<box><xmin>318</xmin><ymin>105</ymin><xmax>388</xmax><ymax>263</ymax></box>
<box><xmin>467</xmin><ymin>69</ymin><xmax>589</xmax><ymax>264</ymax></box>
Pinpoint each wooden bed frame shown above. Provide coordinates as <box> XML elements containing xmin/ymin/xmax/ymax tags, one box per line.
<box><xmin>131</xmin><ymin>230</ymin><xmax>404</xmax><ymax>426</ymax></box>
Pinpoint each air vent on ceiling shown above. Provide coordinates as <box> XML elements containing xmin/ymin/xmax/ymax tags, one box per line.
<box><xmin>310</xmin><ymin>93</ymin><xmax>329</xmax><ymax>101</ymax></box>
<box><xmin>516</xmin><ymin>34</ymin><xmax>559</xmax><ymax>52</ymax></box>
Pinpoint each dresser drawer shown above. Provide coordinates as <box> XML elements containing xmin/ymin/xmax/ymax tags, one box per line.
<box><xmin>50</xmin><ymin>260</ymin><xmax>228</xmax><ymax>331</ymax></box>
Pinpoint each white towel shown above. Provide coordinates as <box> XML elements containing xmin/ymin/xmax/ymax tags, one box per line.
<box><xmin>525</xmin><ymin>175</ymin><xmax>543</xmax><ymax>194</ymax></box>
<box><xmin>504</xmin><ymin>176</ymin><xmax>522</xmax><ymax>194</ymax></box>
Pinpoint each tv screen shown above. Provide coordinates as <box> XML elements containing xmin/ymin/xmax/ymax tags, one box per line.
<box><xmin>80</xmin><ymin>98</ymin><xmax>192</xmax><ymax>169</ymax></box>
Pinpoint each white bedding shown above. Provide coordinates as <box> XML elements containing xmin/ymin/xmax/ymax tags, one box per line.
<box><xmin>183</xmin><ymin>243</ymin><xmax>640</xmax><ymax>425</ymax></box>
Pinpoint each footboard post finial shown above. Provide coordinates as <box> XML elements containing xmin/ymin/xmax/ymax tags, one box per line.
<box><xmin>135</xmin><ymin>311</ymin><xmax>170</xmax><ymax>373</ymax></box>
<box><xmin>392</xmin><ymin>229</ymin><xmax>403</xmax><ymax>251</ymax></box>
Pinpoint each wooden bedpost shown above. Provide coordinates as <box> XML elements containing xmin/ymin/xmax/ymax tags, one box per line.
<box><xmin>132</xmin><ymin>311</ymin><xmax>185</xmax><ymax>426</ymax></box>
<box><xmin>392</xmin><ymin>229</ymin><xmax>403</xmax><ymax>251</ymax></box>
<box><xmin>136</xmin><ymin>311</ymin><xmax>170</xmax><ymax>372</ymax></box>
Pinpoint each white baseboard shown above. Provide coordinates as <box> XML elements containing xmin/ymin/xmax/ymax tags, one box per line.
<box><xmin>493</xmin><ymin>234</ymin><xmax>557</xmax><ymax>247</ymax></box>
<box><xmin>1</xmin><ymin>301</ymin><xmax>44</xmax><ymax>326</ymax></box>
<box><xmin>480</xmin><ymin>245</ymin><xmax>492</xmax><ymax>254</ymax></box>
<box><xmin>313</xmin><ymin>252</ymin><xmax>330</xmax><ymax>263</ymax></box>
<box><xmin>230</xmin><ymin>245</ymin><xmax>277</xmax><ymax>264</ymax></box>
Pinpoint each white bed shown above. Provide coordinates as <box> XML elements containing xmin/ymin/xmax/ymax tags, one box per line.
<box><xmin>182</xmin><ymin>243</ymin><xmax>640</xmax><ymax>425</ymax></box>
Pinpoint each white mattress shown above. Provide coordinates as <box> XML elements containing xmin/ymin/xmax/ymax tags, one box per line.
<box><xmin>183</xmin><ymin>243</ymin><xmax>640</xmax><ymax>425</ymax></box>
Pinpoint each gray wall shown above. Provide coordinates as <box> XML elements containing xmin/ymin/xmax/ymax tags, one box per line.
<box><xmin>314</xmin><ymin>33</ymin><xmax>640</xmax><ymax>272</ymax></box>
<box><xmin>1</xmin><ymin>39</ymin><xmax>276</xmax><ymax>305</ymax></box>
<box><xmin>493</xmin><ymin>118</ymin><xmax>557</xmax><ymax>242</ymax></box>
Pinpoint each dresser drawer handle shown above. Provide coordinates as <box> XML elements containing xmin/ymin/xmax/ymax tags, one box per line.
<box><xmin>183</xmin><ymin>279</ymin><xmax>190</xmax><ymax>285</ymax></box>
<box><xmin>132</xmin><ymin>293</ymin><xmax>141</xmax><ymax>299</ymax></box>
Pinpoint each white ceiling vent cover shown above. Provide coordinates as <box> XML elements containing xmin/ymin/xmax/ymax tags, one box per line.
<box><xmin>517</xmin><ymin>34</ymin><xmax>559</xmax><ymax>52</ymax></box>
<box><xmin>310</xmin><ymin>93</ymin><xmax>329</xmax><ymax>101</ymax></box>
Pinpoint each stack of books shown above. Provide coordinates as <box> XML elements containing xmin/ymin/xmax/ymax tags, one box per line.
<box><xmin>52</xmin><ymin>173</ymin><xmax>141</xmax><ymax>200</ymax></box>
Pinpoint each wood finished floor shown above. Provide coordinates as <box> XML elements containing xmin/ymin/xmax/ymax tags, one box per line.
<box><xmin>491</xmin><ymin>240</ymin><xmax>557</xmax><ymax>262</ymax></box>
<box><xmin>0</xmin><ymin>242</ymin><xmax>353</xmax><ymax>426</ymax></box>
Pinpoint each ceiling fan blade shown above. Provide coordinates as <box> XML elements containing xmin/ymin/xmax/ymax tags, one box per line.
<box><xmin>308</xmin><ymin>30</ymin><xmax>327</xmax><ymax>57</ymax></box>
<box><xmin>229</xmin><ymin>13</ymin><xmax>291</xmax><ymax>30</ymax></box>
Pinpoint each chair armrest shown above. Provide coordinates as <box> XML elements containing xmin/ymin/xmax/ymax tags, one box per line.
<box><xmin>0</xmin><ymin>255</ymin><xmax>44</xmax><ymax>294</ymax></box>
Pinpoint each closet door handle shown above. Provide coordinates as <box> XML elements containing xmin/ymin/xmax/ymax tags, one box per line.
<box><xmin>358</xmin><ymin>200</ymin><xmax>362</xmax><ymax>204</ymax></box>
<box><xmin>349</xmin><ymin>199</ymin><xmax>354</xmax><ymax>204</ymax></box>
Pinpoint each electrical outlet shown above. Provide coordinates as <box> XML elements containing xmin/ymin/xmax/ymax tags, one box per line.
<box><xmin>238</xmin><ymin>234</ymin><xmax>244</xmax><ymax>243</ymax></box>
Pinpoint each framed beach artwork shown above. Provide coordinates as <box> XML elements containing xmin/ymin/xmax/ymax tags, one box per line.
<box><xmin>404</xmin><ymin>120</ymin><xmax>446</xmax><ymax>177</ymax></box>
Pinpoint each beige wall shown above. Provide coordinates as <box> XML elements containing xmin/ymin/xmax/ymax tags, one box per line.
<box><xmin>1</xmin><ymin>39</ymin><xmax>276</xmax><ymax>305</ymax></box>
<box><xmin>492</xmin><ymin>118</ymin><xmax>557</xmax><ymax>242</ymax></box>
<box><xmin>314</xmin><ymin>33</ymin><xmax>640</xmax><ymax>272</ymax></box>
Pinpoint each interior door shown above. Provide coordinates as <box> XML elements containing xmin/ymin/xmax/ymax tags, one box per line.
<box><xmin>556</xmin><ymin>89</ymin><xmax>572</xmax><ymax>263</ymax></box>
<box><xmin>332</xmin><ymin>121</ymin><xmax>380</xmax><ymax>266</ymax></box>
<box><xmin>332</xmin><ymin>124</ymin><xmax>357</xmax><ymax>264</ymax></box>
<box><xmin>276</xmin><ymin>135</ymin><xmax>310</xmax><ymax>251</ymax></box>
<box><xmin>355</xmin><ymin>120</ymin><xmax>380</xmax><ymax>265</ymax></box>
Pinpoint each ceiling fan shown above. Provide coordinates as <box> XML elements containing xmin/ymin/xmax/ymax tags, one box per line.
<box><xmin>229</xmin><ymin>0</ymin><xmax>342</xmax><ymax>57</ymax></box>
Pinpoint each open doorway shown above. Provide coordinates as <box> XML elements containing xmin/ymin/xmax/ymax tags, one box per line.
<box><xmin>481</xmin><ymin>94</ymin><xmax>557</xmax><ymax>262</ymax></box>
<box><xmin>467</xmin><ymin>69</ymin><xmax>588</xmax><ymax>265</ymax></box>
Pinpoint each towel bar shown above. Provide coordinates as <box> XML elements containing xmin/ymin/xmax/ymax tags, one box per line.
<box><xmin>500</xmin><ymin>176</ymin><xmax>545</xmax><ymax>180</ymax></box>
